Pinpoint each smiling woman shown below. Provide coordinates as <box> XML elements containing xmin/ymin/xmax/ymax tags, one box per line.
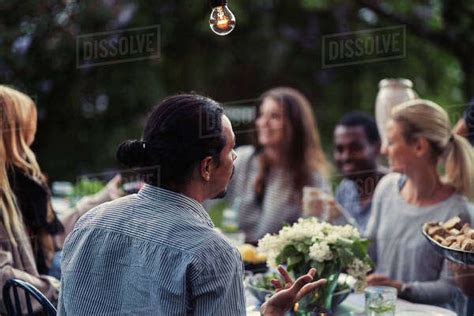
<box><xmin>207</xmin><ymin>87</ymin><xmax>332</xmax><ymax>244</ymax></box>
<box><xmin>365</xmin><ymin>99</ymin><xmax>474</xmax><ymax>314</ymax></box>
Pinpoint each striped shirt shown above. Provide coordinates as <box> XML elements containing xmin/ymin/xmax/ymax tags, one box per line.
<box><xmin>58</xmin><ymin>185</ymin><xmax>245</xmax><ymax>315</ymax></box>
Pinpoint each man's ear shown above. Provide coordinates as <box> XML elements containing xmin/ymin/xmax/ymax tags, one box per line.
<box><xmin>199</xmin><ymin>156</ymin><xmax>215</xmax><ymax>181</ymax></box>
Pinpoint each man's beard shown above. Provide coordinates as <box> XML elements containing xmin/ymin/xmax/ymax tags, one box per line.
<box><xmin>211</xmin><ymin>165</ymin><xmax>235</xmax><ymax>199</ymax></box>
<box><xmin>213</xmin><ymin>189</ymin><xmax>228</xmax><ymax>199</ymax></box>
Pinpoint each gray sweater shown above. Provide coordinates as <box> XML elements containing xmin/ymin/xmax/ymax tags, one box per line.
<box><xmin>219</xmin><ymin>145</ymin><xmax>329</xmax><ymax>243</ymax></box>
<box><xmin>365</xmin><ymin>173</ymin><xmax>470</xmax><ymax>307</ymax></box>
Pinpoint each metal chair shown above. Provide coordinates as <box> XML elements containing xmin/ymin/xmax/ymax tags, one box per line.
<box><xmin>2</xmin><ymin>279</ymin><xmax>56</xmax><ymax>316</ymax></box>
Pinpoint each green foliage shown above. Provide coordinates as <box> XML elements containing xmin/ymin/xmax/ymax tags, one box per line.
<box><xmin>70</xmin><ymin>177</ymin><xmax>105</xmax><ymax>198</ymax></box>
<box><xmin>1</xmin><ymin>0</ymin><xmax>472</xmax><ymax>180</ymax></box>
<box><xmin>276</xmin><ymin>234</ymin><xmax>371</xmax><ymax>281</ymax></box>
<box><xmin>207</xmin><ymin>200</ymin><xmax>227</xmax><ymax>228</ymax></box>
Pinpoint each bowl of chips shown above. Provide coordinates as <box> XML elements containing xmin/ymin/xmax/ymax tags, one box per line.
<box><xmin>422</xmin><ymin>216</ymin><xmax>474</xmax><ymax>265</ymax></box>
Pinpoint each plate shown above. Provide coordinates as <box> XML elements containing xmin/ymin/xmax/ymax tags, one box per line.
<box><xmin>422</xmin><ymin>224</ymin><xmax>474</xmax><ymax>265</ymax></box>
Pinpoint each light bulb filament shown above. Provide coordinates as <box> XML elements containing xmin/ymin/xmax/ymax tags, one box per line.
<box><xmin>216</xmin><ymin>7</ymin><xmax>229</xmax><ymax>29</ymax></box>
<box><xmin>209</xmin><ymin>3</ymin><xmax>236</xmax><ymax>36</ymax></box>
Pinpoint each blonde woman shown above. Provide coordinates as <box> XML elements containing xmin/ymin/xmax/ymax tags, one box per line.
<box><xmin>365</xmin><ymin>99</ymin><xmax>474</xmax><ymax>311</ymax></box>
<box><xmin>0</xmin><ymin>85</ymin><xmax>120</xmax><ymax>311</ymax></box>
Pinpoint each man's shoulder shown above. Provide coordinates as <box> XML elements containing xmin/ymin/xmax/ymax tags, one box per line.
<box><xmin>75</xmin><ymin>194</ymin><xmax>137</xmax><ymax>227</ymax></box>
<box><xmin>336</xmin><ymin>178</ymin><xmax>355</xmax><ymax>191</ymax></box>
<box><xmin>335</xmin><ymin>178</ymin><xmax>358</xmax><ymax>199</ymax></box>
<box><xmin>186</xmin><ymin>231</ymin><xmax>240</xmax><ymax>266</ymax></box>
<box><xmin>195</xmin><ymin>230</ymin><xmax>239</xmax><ymax>254</ymax></box>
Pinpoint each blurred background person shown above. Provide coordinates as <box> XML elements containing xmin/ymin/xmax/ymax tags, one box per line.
<box><xmin>0</xmin><ymin>85</ymin><xmax>120</xmax><ymax>311</ymax></box>
<box><xmin>211</xmin><ymin>87</ymin><xmax>330</xmax><ymax>244</ymax></box>
<box><xmin>333</xmin><ymin>112</ymin><xmax>387</xmax><ymax>233</ymax></box>
<box><xmin>365</xmin><ymin>99</ymin><xmax>474</xmax><ymax>313</ymax></box>
<box><xmin>451</xmin><ymin>102</ymin><xmax>474</xmax><ymax>315</ymax></box>
<box><xmin>449</xmin><ymin>262</ymin><xmax>474</xmax><ymax>316</ymax></box>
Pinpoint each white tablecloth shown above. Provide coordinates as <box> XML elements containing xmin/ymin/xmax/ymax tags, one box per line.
<box><xmin>246</xmin><ymin>292</ymin><xmax>456</xmax><ymax>315</ymax></box>
<box><xmin>340</xmin><ymin>293</ymin><xmax>456</xmax><ymax>315</ymax></box>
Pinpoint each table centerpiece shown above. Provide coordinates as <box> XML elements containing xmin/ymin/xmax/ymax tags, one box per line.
<box><xmin>257</xmin><ymin>218</ymin><xmax>372</xmax><ymax>315</ymax></box>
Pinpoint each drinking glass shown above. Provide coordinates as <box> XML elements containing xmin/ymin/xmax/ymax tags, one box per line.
<box><xmin>364</xmin><ymin>286</ymin><xmax>396</xmax><ymax>316</ymax></box>
<box><xmin>302</xmin><ymin>187</ymin><xmax>332</xmax><ymax>221</ymax></box>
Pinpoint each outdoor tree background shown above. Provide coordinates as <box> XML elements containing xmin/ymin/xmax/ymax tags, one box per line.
<box><xmin>1</xmin><ymin>0</ymin><xmax>472</xmax><ymax>182</ymax></box>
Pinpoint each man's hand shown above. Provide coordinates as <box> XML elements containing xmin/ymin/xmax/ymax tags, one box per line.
<box><xmin>260</xmin><ymin>266</ymin><xmax>326</xmax><ymax>316</ymax></box>
<box><xmin>366</xmin><ymin>274</ymin><xmax>402</xmax><ymax>293</ymax></box>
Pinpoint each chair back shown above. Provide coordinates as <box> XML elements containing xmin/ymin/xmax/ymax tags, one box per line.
<box><xmin>2</xmin><ymin>279</ymin><xmax>56</xmax><ymax>316</ymax></box>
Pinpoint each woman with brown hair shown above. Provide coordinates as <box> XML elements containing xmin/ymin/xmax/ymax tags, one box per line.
<box><xmin>217</xmin><ymin>87</ymin><xmax>331</xmax><ymax>244</ymax></box>
<box><xmin>0</xmin><ymin>85</ymin><xmax>120</xmax><ymax>311</ymax></box>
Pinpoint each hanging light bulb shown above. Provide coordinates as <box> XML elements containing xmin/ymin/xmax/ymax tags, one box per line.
<box><xmin>209</xmin><ymin>0</ymin><xmax>236</xmax><ymax>36</ymax></box>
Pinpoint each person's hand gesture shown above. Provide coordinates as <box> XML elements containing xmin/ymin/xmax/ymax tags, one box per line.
<box><xmin>366</xmin><ymin>274</ymin><xmax>402</xmax><ymax>293</ymax></box>
<box><xmin>260</xmin><ymin>266</ymin><xmax>326</xmax><ymax>316</ymax></box>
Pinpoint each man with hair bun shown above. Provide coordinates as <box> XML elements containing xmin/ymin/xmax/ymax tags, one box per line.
<box><xmin>58</xmin><ymin>94</ymin><xmax>324</xmax><ymax>316</ymax></box>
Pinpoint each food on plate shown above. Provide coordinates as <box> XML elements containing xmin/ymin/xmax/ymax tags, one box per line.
<box><xmin>425</xmin><ymin>216</ymin><xmax>474</xmax><ymax>252</ymax></box>
<box><xmin>238</xmin><ymin>244</ymin><xmax>267</xmax><ymax>264</ymax></box>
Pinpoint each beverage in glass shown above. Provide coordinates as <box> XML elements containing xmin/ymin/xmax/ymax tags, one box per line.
<box><xmin>364</xmin><ymin>286</ymin><xmax>396</xmax><ymax>316</ymax></box>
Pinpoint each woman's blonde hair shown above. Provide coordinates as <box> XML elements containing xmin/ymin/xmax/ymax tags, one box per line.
<box><xmin>391</xmin><ymin>99</ymin><xmax>474</xmax><ymax>198</ymax></box>
<box><xmin>0</xmin><ymin>85</ymin><xmax>45</xmax><ymax>244</ymax></box>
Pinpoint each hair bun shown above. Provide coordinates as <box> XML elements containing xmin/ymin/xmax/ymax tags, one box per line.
<box><xmin>116</xmin><ymin>140</ymin><xmax>147</xmax><ymax>167</ymax></box>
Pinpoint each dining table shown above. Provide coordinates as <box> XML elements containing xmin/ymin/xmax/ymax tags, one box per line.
<box><xmin>246</xmin><ymin>290</ymin><xmax>457</xmax><ymax>316</ymax></box>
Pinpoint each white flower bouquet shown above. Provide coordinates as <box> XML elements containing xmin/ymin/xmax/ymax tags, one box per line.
<box><xmin>257</xmin><ymin>218</ymin><xmax>373</xmax><ymax>313</ymax></box>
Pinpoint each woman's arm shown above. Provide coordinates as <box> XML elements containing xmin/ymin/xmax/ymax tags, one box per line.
<box><xmin>55</xmin><ymin>175</ymin><xmax>122</xmax><ymax>248</ymax></box>
<box><xmin>398</xmin><ymin>260</ymin><xmax>458</xmax><ymax>304</ymax></box>
<box><xmin>0</xmin><ymin>227</ymin><xmax>59</xmax><ymax>311</ymax></box>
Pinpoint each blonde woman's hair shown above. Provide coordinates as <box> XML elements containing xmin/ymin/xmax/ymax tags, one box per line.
<box><xmin>391</xmin><ymin>99</ymin><xmax>474</xmax><ymax>198</ymax></box>
<box><xmin>0</xmin><ymin>85</ymin><xmax>45</xmax><ymax>244</ymax></box>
